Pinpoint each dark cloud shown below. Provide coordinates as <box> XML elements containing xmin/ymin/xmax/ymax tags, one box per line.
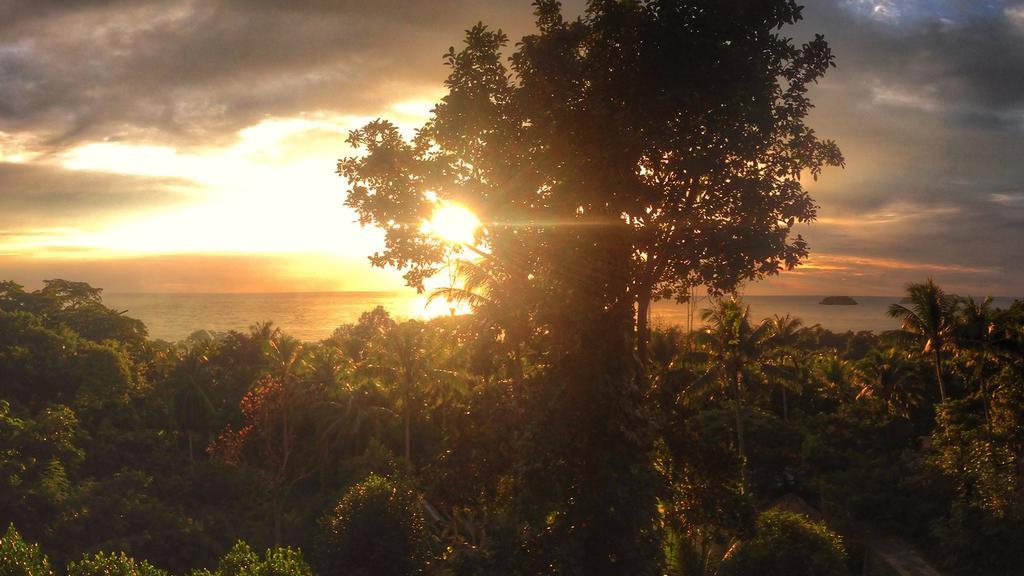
<box><xmin>0</xmin><ymin>0</ymin><xmax>572</xmax><ymax>149</ymax></box>
<box><xmin>0</xmin><ymin>161</ymin><xmax>195</xmax><ymax>226</ymax></box>
<box><xmin>783</xmin><ymin>1</ymin><xmax>1024</xmax><ymax>293</ymax></box>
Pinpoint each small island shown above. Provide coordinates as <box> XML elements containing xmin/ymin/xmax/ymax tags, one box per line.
<box><xmin>819</xmin><ymin>295</ymin><xmax>858</xmax><ymax>305</ymax></box>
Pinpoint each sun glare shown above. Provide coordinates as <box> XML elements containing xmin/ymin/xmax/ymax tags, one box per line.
<box><xmin>426</xmin><ymin>204</ymin><xmax>480</xmax><ymax>246</ymax></box>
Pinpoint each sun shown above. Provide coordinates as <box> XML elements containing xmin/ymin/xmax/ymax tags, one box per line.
<box><xmin>426</xmin><ymin>204</ymin><xmax>480</xmax><ymax>246</ymax></box>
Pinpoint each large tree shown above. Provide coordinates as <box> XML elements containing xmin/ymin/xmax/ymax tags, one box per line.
<box><xmin>340</xmin><ymin>1</ymin><xmax>840</xmax><ymax>572</ymax></box>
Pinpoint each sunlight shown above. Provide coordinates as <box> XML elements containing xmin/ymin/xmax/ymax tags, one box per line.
<box><xmin>425</xmin><ymin>204</ymin><xmax>480</xmax><ymax>246</ymax></box>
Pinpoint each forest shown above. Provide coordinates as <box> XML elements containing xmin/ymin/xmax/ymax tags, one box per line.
<box><xmin>1</xmin><ymin>278</ymin><xmax>1022</xmax><ymax>575</ymax></box>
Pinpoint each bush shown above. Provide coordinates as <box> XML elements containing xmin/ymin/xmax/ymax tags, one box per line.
<box><xmin>320</xmin><ymin>473</ymin><xmax>427</xmax><ymax>576</ymax></box>
<box><xmin>719</xmin><ymin>510</ymin><xmax>849</xmax><ymax>576</ymax></box>
<box><xmin>66</xmin><ymin>551</ymin><xmax>168</xmax><ymax>576</ymax></box>
<box><xmin>190</xmin><ymin>541</ymin><xmax>314</xmax><ymax>576</ymax></box>
<box><xmin>0</xmin><ymin>524</ymin><xmax>54</xmax><ymax>576</ymax></box>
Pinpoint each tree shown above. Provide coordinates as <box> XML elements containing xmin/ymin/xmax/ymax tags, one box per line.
<box><xmin>319</xmin><ymin>473</ymin><xmax>427</xmax><ymax>576</ymax></box>
<box><xmin>358</xmin><ymin>321</ymin><xmax>446</xmax><ymax>469</ymax></box>
<box><xmin>718</xmin><ymin>510</ymin><xmax>848</xmax><ymax>576</ymax></box>
<box><xmin>693</xmin><ymin>299</ymin><xmax>772</xmax><ymax>492</ymax></box>
<box><xmin>340</xmin><ymin>1</ymin><xmax>841</xmax><ymax>358</ymax></box>
<box><xmin>191</xmin><ymin>541</ymin><xmax>314</xmax><ymax>576</ymax></box>
<box><xmin>339</xmin><ymin>2</ymin><xmax>841</xmax><ymax>572</ymax></box>
<box><xmin>428</xmin><ymin>254</ymin><xmax>533</xmax><ymax>385</ymax></box>
<box><xmin>168</xmin><ymin>339</ymin><xmax>216</xmax><ymax>466</ymax></box>
<box><xmin>66</xmin><ymin>551</ymin><xmax>168</xmax><ymax>576</ymax></box>
<box><xmin>854</xmin><ymin>348</ymin><xmax>920</xmax><ymax>419</ymax></box>
<box><xmin>0</xmin><ymin>524</ymin><xmax>55</xmax><ymax>576</ymax></box>
<box><xmin>955</xmin><ymin>296</ymin><xmax>997</xmax><ymax>428</ymax></box>
<box><xmin>208</xmin><ymin>373</ymin><xmax>323</xmax><ymax>546</ymax></box>
<box><xmin>765</xmin><ymin>314</ymin><xmax>807</xmax><ymax>421</ymax></box>
<box><xmin>811</xmin><ymin>351</ymin><xmax>855</xmax><ymax>404</ymax></box>
<box><xmin>888</xmin><ymin>279</ymin><xmax>956</xmax><ymax>401</ymax></box>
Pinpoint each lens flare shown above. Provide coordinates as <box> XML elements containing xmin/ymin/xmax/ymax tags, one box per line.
<box><xmin>426</xmin><ymin>204</ymin><xmax>480</xmax><ymax>245</ymax></box>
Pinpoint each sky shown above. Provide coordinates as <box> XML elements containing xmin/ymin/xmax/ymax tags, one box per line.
<box><xmin>0</xmin><ymin>0</ymin><xmax>1021</xmax><ymax>296</ymax></box>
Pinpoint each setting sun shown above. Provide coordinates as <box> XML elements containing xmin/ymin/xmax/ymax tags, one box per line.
<box><xmin>425</xmin><ymin>204</ymin><xmax>480</xmax><ymax>246</ymax></box>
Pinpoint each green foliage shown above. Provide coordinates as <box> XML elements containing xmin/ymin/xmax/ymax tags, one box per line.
<box><xmin>66</xmin><ymin>551</ymin><xmax>168</xmax><ymax>576</ymax></box>
<box><xmin>3</xmin><ymin>268</ymin><xmax>1023</xmax><ymax>576</ymax></box>
<box><xmin>320</xmin><ymin>473</ymin><xmax>427</xmax><ymax>576</ymax></box>
<box><xmin>192</xmin><ymin>541</ymin><xmax>314</xmax><ymax>576</ymax></box>
<box><xmin>210</xmin><ymin>541</ymin><xmax>260</xmax><ymax>575</ymax></box>
<box><xmin>923</xmin><ymin>399</ymin><xmax>1024</xmax><ymax>574</ymax></box>
<box><xmin>0</xmin><ymin>524</ymin><xmax>54</xmax><ymax>576</ymax></box>
<box><xmin>719</xmin><ymin>510</ymin><xmax>848</xmax><ymax>576</ymax></box>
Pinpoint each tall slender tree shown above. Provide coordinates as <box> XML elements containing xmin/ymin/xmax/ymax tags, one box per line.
<box><xmin>888</xmin><ymin>279</ymin><xmax>956</xmax><ymax>401</ymax></box>
<box><xmin>694</xmin><ymin>299</ymin><xmax>772</xmax><ymax>492</ymax></box>
<box><xmin>765</xmin><ymin>314</ymin><xmax>806</xmax><ymax>421</ymax></box>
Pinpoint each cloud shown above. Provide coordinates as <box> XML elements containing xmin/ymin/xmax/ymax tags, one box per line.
<box><xmin>0</xmin><ymin>161</ymin><xmax>197</xmax><ymax>228</ymax></box>
<box><xmin>0</xmin><ymin>0</ymin><xmax>561</xmax><ymax>151</ymax></box>
<box><xmin>0</xmin><ymin>1</ymin><xmax>1019</xmax><ymax>296</ymax></box>
<box><xmin>780</xmin><ymin>1</ymin><xmax>1024</xmax><ymax>294</ymax></box>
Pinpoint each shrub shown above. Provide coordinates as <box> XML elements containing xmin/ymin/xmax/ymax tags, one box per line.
<box><xmin>190</xmin><ymin>541</ymin><xmax>314</xmax><ymax>576</ymax></box>
<box><xmin>66</xmin><ymin>551</ymin><xmax>168</xmax><ymax>576</ymax></box>
<box><xmin>719</xmin><ymin>510</ymin><xmax>849</xmax><ymax>576</ymax></box>
<box><xmin>0</xmin><ymin>524</ymin><xmax>54</xmax><ymax>576</ymax></box>
<box><xmin>320</xmin><ymin>473</ymin><xmax>427</xmax><ymax>576</ymax></box>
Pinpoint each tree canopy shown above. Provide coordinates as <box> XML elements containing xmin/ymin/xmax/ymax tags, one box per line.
<box><xmin>341</xmin><ymin>0</ymin><xmax>843</xmax><ymax>353</ymax></box>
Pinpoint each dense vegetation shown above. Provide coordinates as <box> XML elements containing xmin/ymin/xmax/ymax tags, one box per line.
<box><xmin>1</xmin><ymin>278</ymin><xmax>1022</xmax><ymax>575</ymax></box>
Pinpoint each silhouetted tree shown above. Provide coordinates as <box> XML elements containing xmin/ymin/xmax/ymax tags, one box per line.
<box><xmin>339</xmin><ymin>2</ymin><xmax>841</xmax><ymax>572</ymax></box>
<box><xmin>888</xmin><ymin>279</ymin><xmax>956</xmax><ymax>401</ymax></box>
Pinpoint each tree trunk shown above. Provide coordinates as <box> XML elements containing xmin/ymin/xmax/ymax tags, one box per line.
<box><xmin>404</xmin><ymin>383</ymin><xmax>412</xmax><ymax>469</ymax></box>
<box><xmin>636</xmin><ymin>282</ymin><xmax>653</xmax><ymax>364</ymax></box>
<box><xmin>934</xmin><ymin>348</ymin><xmax>947</xmax><ymax>402</ymax></box>
<box><xmin>734</xmin><ymin>371</ymin><xmax>747</xmax><ymax>494</ymax></box>
<box><xmin>272</xmin><ymin>494</ymin><xmax>282</xmax><ymax>547</ymax></box>
<box><xmin>978</xmin><ymin>352</ymin><xmax>992</xmax><ymax>434</ymax></box>
<box><xmin>781</xmin><ymin>384</ymin><xmax>789</xmax><ymax>422</ymax></box>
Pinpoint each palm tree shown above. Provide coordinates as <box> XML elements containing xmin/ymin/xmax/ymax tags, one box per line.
<box><xmin>888</xmin><ymin>279</ymin><xmax>956</xmax><ymax>401</ymax></box>
<box><xmin>693</xmin><ymin>299</ymin><xmax>772</xmax><ymax>492</ymax></box>
<box><xmin>315</xmin><ymin>379</ymin><xmax>393</xmax><ymax>484</ymax></box>
<box><xmin>358</xmin><ymin>320</ymin><xmax>451</xmax><ymax>469</ymax></box>
<box><xmin>956</xmin><ymin>296</ymin><xmax>996</xmax><ymax>428</ymax></box>
<box><xmin>169</xmin><ymin>338</ymin><xmax>216</xmax><ymax>466</ymax></box>
<box><xmin>854</xmin><ymin>348</ymin><xmax>921</xmax><ymax>418</ymax></box>
<box><xmin>812</xmin><ymin>351</ymin><xmax>854</xmax><ymax>404</ymax></box>
<box><xmin>428</xmin><ymin>253</ymin><xmax>532</xmax><ymax>384</ymax></box>
<box><xmin>269</xmin><ymin>334</ymin><xmax>307</xmax><ymax>381</ymax></box>
<box><xmin>764</xmin><ymin>314</ymin><xmax>806</xmax><ymax>421</ymax></box>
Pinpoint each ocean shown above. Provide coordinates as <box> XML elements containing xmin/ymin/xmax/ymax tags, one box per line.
<box><xmin>102</xmin><ymin>292</ymin><xmax>1019</xmax><ymax>343</ymax></box>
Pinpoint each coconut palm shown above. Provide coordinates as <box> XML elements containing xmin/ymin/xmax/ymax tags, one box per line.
<box><xmin>764</xmin><ymin>314</ymin><xmax>806</xmax><ymax>420</ymax></box>
<box><xmin>358</xmin><ymin>320</ymin><xmax>455</xmax><ymax>468</ymax></box>
<box><xmin>888</xmin><ymin>279</ymin><xmax>956</xmax><ymax>401</ymax></box>
<box><xmin>855</xmin><ymin>348</ymin><xmax>921</xmax><ymax>418</ymax></box>
<box><xmin>812</xmin><ymin>351</ymin><xmax>855</xmax><ymax>404</ymax></box>
<box><xmin>692</xmin><ymin>299</ymin><xmax>772</xmax><ymax>491</ymax></box>
<box><xmin>956</xmin><ymin>296</ymin><xmax>997</xmax><ymax>427</ymax></box>
<box><xmin>428</xmin><ymin>253</ymin><xmax>533</xmax><ymax>384</ymax></box>
<box><xmin>269</xmin><ymin>334</ymin><xmax>308</xmax><ymax>381</ymax></box>
<box><xmin>169</xmin><ymin>337</ymin><xmax>216</xmax><ymax>466</ymax></box>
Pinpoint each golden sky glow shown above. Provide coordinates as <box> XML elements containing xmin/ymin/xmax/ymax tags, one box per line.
<box><xmin>1</xmin><ymin>99</ymin><xmax>445</xmax><ymax>293</ymax></box>
<box><xmin>1</xmin><ymin>1</ymin><xmax>1021</xmax><ymax>297</ymax></box>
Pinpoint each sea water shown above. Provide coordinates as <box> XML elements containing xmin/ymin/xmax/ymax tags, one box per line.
<box><xmin>103</xmin><ymin>292</ymin><xmax>1018</xmax><ymax>343</ymax></box>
